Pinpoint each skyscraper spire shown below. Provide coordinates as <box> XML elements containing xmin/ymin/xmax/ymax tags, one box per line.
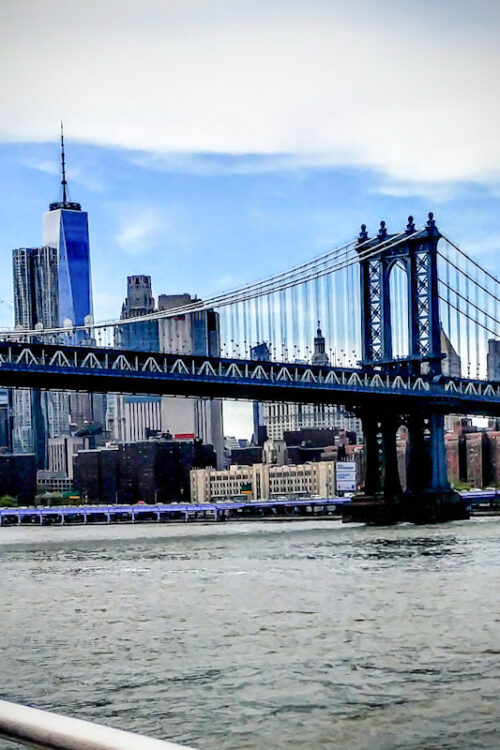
<box><xmin>49</xmin><ymin>124</ymin><xmax>81</xmax><ymax>211</ymax></box>
<box><xmin>60</xmin><ymin>120</ymin><xmax>67</xmax><ymax>205</ymax></box>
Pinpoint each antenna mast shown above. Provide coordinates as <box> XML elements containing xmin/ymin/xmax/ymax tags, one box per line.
<box><xmin>60</xmin><ymin>121</ymin><xmax>67</xmax><ymax>205</ymax></box>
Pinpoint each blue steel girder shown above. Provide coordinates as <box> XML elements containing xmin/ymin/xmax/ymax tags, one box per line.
<box><xmin>0</xmin><ymin>340</ymin><xmax>499</xmax><ymax>418</ymax></box>
<box><xmin>357</xmin><ymin>214</ymin><xmax>442</xmax><ymax>375</ymax></box>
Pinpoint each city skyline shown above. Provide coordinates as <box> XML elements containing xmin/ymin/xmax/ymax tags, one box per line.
<box><xmin>2</xmin><ymin>6</ymin><xmax>500</xmax><ymax>750</ymax></box>
<box><xmin>0</xmin><ymin>2</ymin><xmax>500</xmax><ymax>330</ymax></box>
<box><xmin>2</xmin><ymin>1</ymin><xmax>500</xmax><ymax>439</ymax></box>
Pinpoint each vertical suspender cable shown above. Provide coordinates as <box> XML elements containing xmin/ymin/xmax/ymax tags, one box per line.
<box><xmin>445</xmin><ymin>246</ymin><xmax>451</xmax><ymax>341</ymax></box>
<box><xmin>292</xmin><ymin>285</ymin><xmax>298</xmax><ymax>361</ymax></box>
<box><xmin>283</xmin><ymin>288</ymin><xmax>289</xmax><ymax>359</ymax></box>
<box><xmin>314</xmin><ymin>276</ymin><xmax>321</xmax><ymax>327</ymax></box>
<box><xmin>455</xmin><ymin>246</ymin><xmax>461</xmax><ymax>372</ymax></box>
<box><xmin>243</xmin><ymin>298</ymin><xmax>249</xmax><ymax>357</ymax></box>
<box><xmin>280</xmin><ymin>289</ymin><xmax>286</xmax><ymax>359</ymax></box>
<box><xmin>301</xmin><ymin>282</ymin><xmax>308</xmax><ymax>360</ymax></box>
<box><xmin>326</xmin><ymin>273</ymin><xmax>333</xmax><ymax>362</ymax></box>
<box><xmin>266</xmin><ymin>293</ymin><xmax>272</xmax><ymax>349</ymax></box>
<box><xmin>475</xmin><ymin>269</ymin><xmax>480</xmax><ymax>378</ymax></box>
<box><xmin>343</xmin><ymin>267</ymin><xmax>349</xmax><ymax>365</ymax></box>
<box><xmin>235</xmin><ymin>301</ymin><xmax>240</xmax><ymax>355</ymax></box>
<box><xmin>304</xmin><ymin>280</ymin><xmax>311</xmax><ymax>356</ymax></box>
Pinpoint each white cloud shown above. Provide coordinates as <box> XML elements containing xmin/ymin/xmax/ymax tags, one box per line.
<box><xmin>457</xmin><ymin>233</ymin><xmax>500</xmax><ymax>260</ymax></box>
<box><xmin>115</xmin><ymin>206</ymin><xmax>165</xmax><ymax>254</ymax></box>
<box><xmin>20</xmin><ymin>156</ymin><xmax>106</xmax><ymax>193</ymax></box>
<box><xmin>20</xmin><ymin>158</ymin><xmax>59</xmax><ymax>176</ymax></box>
<box><xmin>372</xmin><ymin>180</ymin><xmax>461</xmax><ymax>203</ymax></box>
<box><xmin>1</xmin><ymin>0</ymin><xmax>500</xmax><ymax>184</ymax></box>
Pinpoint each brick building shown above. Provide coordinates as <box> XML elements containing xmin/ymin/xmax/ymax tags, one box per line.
<box><xmin>74</xmin><ymin>438</ymin><xmax>216</xmax><ymax>504</ymax></box>
<box><xmin>0</xmin><ymin>454</ymin><xmax>36</xmax><ymax>504</ymax></box>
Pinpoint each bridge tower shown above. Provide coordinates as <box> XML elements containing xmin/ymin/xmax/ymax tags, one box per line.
<box><xmin>358</xmin><ymin>212</ymin><xmax>442</xmax><ymax>377</ymax></box>
<box><xmin>350</xmin><ymin>214</ymin><xmax>467</xmax><ymax>523</ymax></box>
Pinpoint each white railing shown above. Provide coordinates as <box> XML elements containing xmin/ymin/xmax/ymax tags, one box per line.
<box><xmin>0</xmin><ymin>700</ymin><xmax>197</xmax><ymax>750</ymax></box>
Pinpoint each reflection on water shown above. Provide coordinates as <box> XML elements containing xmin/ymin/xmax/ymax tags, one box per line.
<box><xmin>1</xmin><ymin>518</ymin><xmax>500</xmax><ymax>750</ymax></box>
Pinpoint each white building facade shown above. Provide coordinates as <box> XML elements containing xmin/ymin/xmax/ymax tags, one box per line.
<box><xmin>191</xmin><ymin>461</ymin><xmax>336</xmax><ymax>503</ymax></box>
<box><xmin>263</xmin><ymin>402</ymin><xmax>362</xmax><ymax>440</ymax></box>
<box><xmin>109</xmin><ymin>395</ymin><xmax>163</xmax><ymax>443</ymax></box>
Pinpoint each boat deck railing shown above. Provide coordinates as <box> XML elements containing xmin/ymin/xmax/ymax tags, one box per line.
<box><xmin>0</xmin><ymin>699</ymin><xmax>197</xmax><ymax>750</ymax></box>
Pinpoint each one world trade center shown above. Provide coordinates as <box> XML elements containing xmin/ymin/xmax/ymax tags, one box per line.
<box><xmin>42</xmin><ymin>124</ymin><xmax>93</xmax><ymax>339</ymax></box>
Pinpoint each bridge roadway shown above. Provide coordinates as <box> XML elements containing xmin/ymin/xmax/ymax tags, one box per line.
<box><xmin>0</xmin><ymin>340</ymin><xmax>500</xmax><ymax>416</ymax></box>
<box><xmin>0</xmin><ymin>498</ymin><xmax>350</xmax><ymax>525</ymax></box>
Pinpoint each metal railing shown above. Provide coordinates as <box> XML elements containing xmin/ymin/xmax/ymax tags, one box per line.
<box><xmin>0</xmin><ymin>700</ymin><xmax>197</xmax><ymax>750</ymax></box>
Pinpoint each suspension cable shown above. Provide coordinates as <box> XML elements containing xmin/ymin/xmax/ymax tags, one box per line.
<box><xmin>1</xmin><ymin>230</ymin><xmax>411</xmax><ymax>339</ymax></box>
<box><xmin>441</xmin><ymin>234</ymin><xmax>500</xmax><ymax>288</ymax></box>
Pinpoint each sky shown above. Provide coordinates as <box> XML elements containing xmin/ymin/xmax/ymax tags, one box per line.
<box><xmin>1</xmin><ymin>0</ymin><xmax>500</xmax><ymax>438</ymax></box>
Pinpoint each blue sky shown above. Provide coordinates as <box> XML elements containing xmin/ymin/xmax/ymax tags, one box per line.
<box><xmin>1</xmin><ymin>0</ymin><xmax>500</xmax><ymax>437</ymax></box>
<box><xmin>2</xmin><ymin>142</ymin><xmax>499</xmax><ymax>328</ymax></box>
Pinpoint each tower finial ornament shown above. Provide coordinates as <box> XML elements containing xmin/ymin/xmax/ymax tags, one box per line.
<box><xmin>378</xmin><ymin>220</ymin><xmax>387</xmax><ymax>240</ymax></box>
<box><xmin>406</xmin><ymin>215</ymin><xmax>416</xmax><ymax>234</ymax></box>
<box><xmin>60</xmin><ymin>121</ymin><xmax>67</xmax><ymax>206</ymax></box>
<box><xmin>426</xmin><ymin>211</ymin><xmax>437</xmax><ymax>235</ymax></box>
<box><xmin>358</xmin><ymin>223</ymin><xmax>368</xmax><ymax>242</ymax></box>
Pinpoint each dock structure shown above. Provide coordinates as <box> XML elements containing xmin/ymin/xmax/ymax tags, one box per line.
<box><xmin>0</xmin><ymin>497</ymin><xmax>351</xmax><ymax>527</ymax></box>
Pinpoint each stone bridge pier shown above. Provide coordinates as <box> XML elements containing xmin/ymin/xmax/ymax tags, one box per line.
<box><xmin>345</xmin><ymin>408</ymin><xmax>469</xmax><ymax>524</ymax></box>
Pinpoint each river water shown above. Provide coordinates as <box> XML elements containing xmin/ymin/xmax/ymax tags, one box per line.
<box><xmin>1</xmin><ymin>518</ymin><xmax>500</xmax><ymax>750</ymax></box>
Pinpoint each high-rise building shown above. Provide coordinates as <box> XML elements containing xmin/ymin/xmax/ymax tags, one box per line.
<box><xmin>11</xmin><ymin>127</ymin><xmax>99</xmax><ymax>461</ymax></box>
<box><xmin>42</xmin><ymin>127</ymin><xmax>93</xmax><ymax>335</ymax></box>
<box><xmin>42</xmin><ymin>126</ymin><xmax>99</xmax><ymax>431</ymax></box>
<box><xmin>158</xmin><ymin>294</ymin><xmax>224</xmax><ymax>467</ymax></box>
<box><xmin>12</xmin><ymin>246</ymin><xmax>59</xmax><ymax>332</ymax></box>
<box><xmin>250</xmin><ymin>343</ymin><xmax>271</xmax><ymax>445</ymax></box>
<box><xmin>116</xmin><ymin>275</ymin><xmax>159</xmax><ymax>351</ymax></box>
<box><xmin>0</xmin><ymin>390</ymin><xmax>13</xmax><ymax>451</ymax></box>
<box><xmin>120</xmin><ymin>275</ymin><xmax>158</xmax><ymax>347</ymax></box>
<box><xmin>11</xmin><ymin>246</ymin><xmax>61</xmax><ymax>464</ymax></box>
<box><xmin>109</xmin><ymin>276</ymin><xmax>161</xmax><ymax>442</ymax></box>
<box><xmin>263</xmin><ymin>402</ymin><xmax>362</xmax><ymax>440</ymax></box>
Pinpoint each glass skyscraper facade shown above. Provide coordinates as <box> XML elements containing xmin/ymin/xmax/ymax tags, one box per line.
<box><xmin>12</xmin><ymin>246</ymin><xmax>61</xmax><ymax>464</ymax></box>
<box><xmin>43</xmin><ymin>204</ymin><xmax>93</xmax><ymax>334</ymax></box>
<box><xmin>12</xmin><ymin>246</ymin><xmax>59</xmax><ymax>332</ymax></box>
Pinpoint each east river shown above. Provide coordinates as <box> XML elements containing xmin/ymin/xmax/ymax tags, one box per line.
<box><xmin>1</xmin><ymin>518</ymin><xmax>500</xmax><ymax>750</ymax></box>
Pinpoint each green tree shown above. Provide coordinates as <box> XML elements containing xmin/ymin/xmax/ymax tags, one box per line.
<box><xmin>0</xmin><ymin>495</ymin><xmax>18</xmax><ymax>507</ymax></box>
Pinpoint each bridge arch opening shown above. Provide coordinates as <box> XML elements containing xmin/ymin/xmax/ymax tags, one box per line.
<box><xmin>389</xmin><ymin>260</ymin><xmax>409</xmax><ymax>359</ymax></box>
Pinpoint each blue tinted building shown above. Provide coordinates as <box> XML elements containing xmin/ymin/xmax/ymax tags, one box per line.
<box><xmin>43</xmin><ymin>205</ymin><xmax>93</xmax><ymax>332</ymax></box>
<box><xmin>117</xmin><ymin>275</ymin><xmax>159</xmax><ymax>351</ymax></box>
<box><xmin>42</xmin><ymin>127</ymin><xmax>93</xmax><ymax>334</ymax></box>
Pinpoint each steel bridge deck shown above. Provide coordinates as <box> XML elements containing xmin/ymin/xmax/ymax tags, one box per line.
<box><xmin>0</xmin><ymin>341</ymin><xmax>500</xmax><ymax>416</ymax></box>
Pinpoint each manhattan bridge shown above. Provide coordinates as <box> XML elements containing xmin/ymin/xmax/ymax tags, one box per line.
<box><xmin>2</xmin><ymin>212</ymin><xmax>500</xmax><ymax>522</ymax></box>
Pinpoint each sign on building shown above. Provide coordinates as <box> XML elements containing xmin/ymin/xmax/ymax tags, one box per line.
<box><xmin>336</xmin><ymin>461</ymin><xmax>357</xmax><ymax>492</ymax></box>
